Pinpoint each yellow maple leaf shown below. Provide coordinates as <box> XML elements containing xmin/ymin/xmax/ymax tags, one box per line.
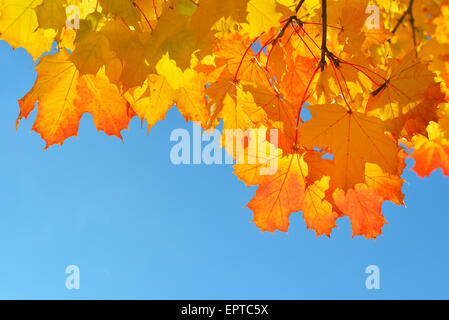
<box><xmin>0</xmin><ymin>0</ymin><xmax>55</xmax><ymax>60</ymax></box>
<box><xmin>299</xmin><ymin>104</ymin><xmax>400</xmax><ymax>189</ymax></box>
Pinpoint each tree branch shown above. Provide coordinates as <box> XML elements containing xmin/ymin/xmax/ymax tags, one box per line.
<box><xmin>391</xmin><ymin>0</ymin><xmax>414</xmax><ymax>34</ymax></box>
<box><xmin>391</xmin><ymin>0</ymin><xmax>417</xmax><ymax>55</ymax></box>
<box><xmin>295</xmin><ymin>0</ymin><xmax>306</xmax><ymax>14</ymax></box>
<box><xmin>269</xmin><ymin>1</ymin><xmax>305</xmax><ymax>45</ymax></box>
<box><xmin>318</xmin><ymin>0</ymin><xmax>327</xmax><ymax>71</ymax></box>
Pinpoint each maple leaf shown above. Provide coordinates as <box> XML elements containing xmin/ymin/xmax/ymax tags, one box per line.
<box><xmin>411</xmin><ymin>121</ymin><xmax>449</xmax><ymax>177</ymax></box>
<box><xmin>190</xmin><ymin>0</ymin><xmax>249</xmax><ymax>38</ymax></box>
<box><xmin>71</xmin><ymin>20</ymin><xmax>114</xmax><ymax>75</ymax></box>
<box><xmin>244</xmin><ymin>83</ymin><xmax>298</xmax><ymax>152</ymax></box>
<box><xmin>0</xmin><ymin>0</ymin><xmax>55</xmax><ymax>60</ymax></box>
<box><xmin>99</xmin><ymin>0</ymin><xmax>140</xmax><ymax>28</ymax></box>
<box><xmin>302</xmin><ymin>176</ymin><xmax>339</xmax><ymax>237</ymax></box>
<box><xmin>278</xmin><ymin>52</ymin><xmax>317</xmax><ymax>107</ymax></box>
<box><xmin>364</xmin><ymin>163</ymin><xmax>405</xmax><ymax>206</ymax></box>
<box><xmin>298</xmin><ymin>104</ymin><xmax>400</xmax><ymax>189</ymax></box>
<box><xmin>366</xmin><ymin>53</ymin><xmax>439</xmax><ymax>134</ymax></box>
<box><xmin>35</xmin><ymin>0</ymin><xmax>67</xmax><ymax>32</ymax></box>
<box><xmin>206</xmin><ymin>73</ymin><xmax>258</xmax><ymax>131</ymax></box>
<box><xmin>206</xmin><ymin>73</ymin><xmax>239</xmax><ymax>125</ymax></box>
<box><xmin>145</xmin><ymin>3</ymin><xmax>213</xmax><ymax>71</ymax></box>
<box><xmin>245</xmin><ymin>0</ymin><xmax>284</xmax><ymax>38</ymax></box>
<box><xmin>17</xmin><ymin>50</ymin><xmax>134</xmax><ymax>148</ymax></box>
<box><xmin>333</xmin><ymin>185</ymin><xmax>387</xmax><ymax>239</ymax></box>
<box><xmin>333</xmin><ymin>162</ymin><xmax>405</xmax><ymax>239</ymax></box>
<box><xmin>336</xmin><ymin>0</ymin><xmax>370</xmax><ymax>54</ymax></box>
<box><xmin>233</xmin><ymin>134</ymin><xmax>341</xmax><ymax>236</ymax></box>
<box><xmin>213</xmin><ymin>31</ymin><xmax>269</xmax><ymax>85</ymax></box>
<box><xmin>156</xmin><ymin>54</ymin><xmax>210</xmax><ymax>127</ymax></box>
<box><xmin>125</xmin><ymin>74</ymin><xmax>174</xmax><ymax>131</ymax></box>
<box><xmin>235</xmin><ymin>145</ymin><xmax>309</xmax><ymax>233</ymax></box>
<box><xmin>100</xmin><ymin>19</ymin><xmax>151</xmax><ymax>89</ymax></box>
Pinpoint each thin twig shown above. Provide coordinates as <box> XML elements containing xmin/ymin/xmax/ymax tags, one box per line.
<box><xmin>391</xmin><ymin>0</ymin><xmax>417</xmax><ymax>56</ymax></box>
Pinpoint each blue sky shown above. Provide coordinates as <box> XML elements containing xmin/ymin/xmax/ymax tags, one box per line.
<box><xmin>0</xmin><ymin>40</ymin><xmax>448</xmax><ymax>300</ymax></box>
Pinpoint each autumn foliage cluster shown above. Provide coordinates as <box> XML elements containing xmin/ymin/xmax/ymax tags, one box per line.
<box><xmin>1</xmin><ymin>0</ymin><xmax>449</xmax><ymax>238</ymax></box>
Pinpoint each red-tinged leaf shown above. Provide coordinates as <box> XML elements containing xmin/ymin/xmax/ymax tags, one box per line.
<box><xmin>333</xmin><ymin>185</ymin><xmax>387</xmax><ymax>240</ymax></box>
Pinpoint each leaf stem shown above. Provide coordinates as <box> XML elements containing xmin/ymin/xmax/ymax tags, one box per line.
<box><xmin>233</xmin><ymin>35</ymin><xmax>263</xmax><ymax>81</ymax></box>
<box><xmin>133</xmin><ymin>2</ymin><xmax>154</xmax><ymax>31</ymax></box>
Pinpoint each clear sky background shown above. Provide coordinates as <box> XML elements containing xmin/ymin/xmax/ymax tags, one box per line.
<box><xmin>0</xmin><ymin>40</ymin><xmax>448</xmax><ymax>300</ymax></box>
